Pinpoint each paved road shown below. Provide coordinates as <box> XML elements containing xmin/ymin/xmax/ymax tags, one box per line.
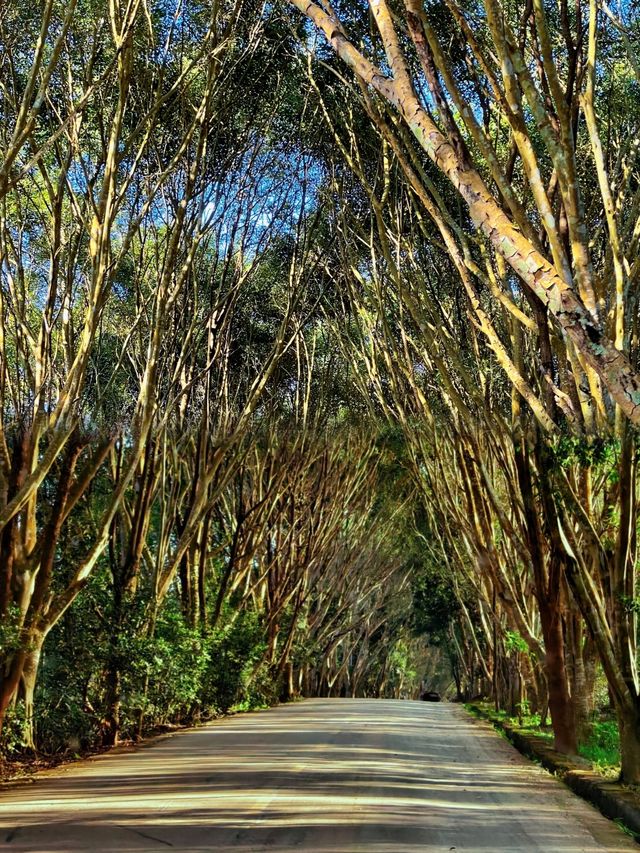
<box><xmin>0</xmin><ymin>699</ymin><xmax>635</xmax><ymax>852</ymax></box>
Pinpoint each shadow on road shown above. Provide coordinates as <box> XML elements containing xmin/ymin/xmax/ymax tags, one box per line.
<box><xmin>0</xmin><ymin>700</ymin><xmax>634</xmax><ymax>852</ymax></box>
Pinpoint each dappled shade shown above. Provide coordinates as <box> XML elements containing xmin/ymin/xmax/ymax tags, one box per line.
<box><xmin>0</xmin><ymin>701</ymin><xmax>633</xmax><ymax>852</ymax></box>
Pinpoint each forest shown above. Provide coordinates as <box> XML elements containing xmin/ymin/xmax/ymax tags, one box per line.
<box><xmin>1</xmin><ymin>0</ymin><xmax>640</xmax><ymax>787</ymax></box>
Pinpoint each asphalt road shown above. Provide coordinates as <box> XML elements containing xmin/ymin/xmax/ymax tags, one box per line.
<box><xmin>0</xmin><ymin>699</ymin><xmax>635</xmax><ymax>852</ymax></box>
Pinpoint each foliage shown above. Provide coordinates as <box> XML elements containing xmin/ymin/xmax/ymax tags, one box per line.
<box><xmin>504</xmin><ymin>632</ymin><xmax>529</xmax><ymax>656</ymax></box>
<box><xmin>578</xmin><ymin>722</ymin><xmax>621</xmax><ymax>771</ymax></box>
<box><xmin>202</xmin><ymin>611</ymin><xmax>269</xmax><ymax>714</ymax></box>
<box><xmin>0</xmin><ymin>704</ymin><xmax>29</xmax><ymax>757</ymax></box>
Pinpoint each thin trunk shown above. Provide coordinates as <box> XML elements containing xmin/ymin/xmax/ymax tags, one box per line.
<box><xmin>567</xmin><ymin>610</ymin><xmax>592</xmax><ymax>742</ymax></box>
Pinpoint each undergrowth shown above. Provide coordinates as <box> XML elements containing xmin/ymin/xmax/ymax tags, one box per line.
<box><xmin>577</xmin><ymin>721</ymin><xmax>620</xmax><ymax>772</ymax></box>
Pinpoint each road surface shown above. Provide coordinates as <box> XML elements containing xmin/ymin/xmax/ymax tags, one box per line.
<box><xmin>0</xmin><ymin>699</ymin><xmax>635</xmax><ymax>852</ymax></box>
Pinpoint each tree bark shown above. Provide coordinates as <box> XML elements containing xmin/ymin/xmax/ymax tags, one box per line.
<box><xmin>515</xmin><ymin>438</ymin><xmax>577</xmax><ymax>753</ymax></box>
<box><xmin>539</xmin><ymin>604</ymin><xmax>577</xmax><ymax>753</ymax></box>
<box><xmin>618</xmin><ymin>708</ymin><xmax>640</xmax><ymax>785</ymax></box>
<box><xmin>17</xmin><ymin>631</ymin><xmax>45</xmax><ymax>751</ymax></box>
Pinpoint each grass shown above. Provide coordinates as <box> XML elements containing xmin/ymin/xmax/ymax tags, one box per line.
<box><xmin>614</xmin><ymin>817</ymin><xmax>640</xmax><ymax>841</ymax></box>
<box><xmin>577</xmin><ymin>720</ymin><xmax>620</xmax><ymax>772</ymax></box>
<box><xmin>466</xmin><ymin>702</ymin><xmax>621</xmax><ymax>774</ymax></box>
<box><xmin>465</xmin><ymin>702</ymin><xmax>553</xmax><ymax>741</ymax></box>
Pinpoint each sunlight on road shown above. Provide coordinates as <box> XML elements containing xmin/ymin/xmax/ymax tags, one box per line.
<box><xmin>0</xmin><ymin>700</ymin><xmax>634</xmax><ymax>852</ymax></box>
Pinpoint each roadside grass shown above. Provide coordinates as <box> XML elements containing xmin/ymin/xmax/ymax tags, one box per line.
<box><xmin>466</xmin><ymin>702</ymin><xmax>621</xmax><ymax>777</ymax></box>
<box><xmin>613</xmin><ymin>817</ymin><xmax>640</xmax><ymax>840</ymax></box>
<box><xmin>465</xmin><ymin>702</ymin><xmax>553</xmax><ymax>742</ymax></box>
<box><xmin>577</xmin><ymin>721</ymin><xmax>620</xmax><ymax>775</ymax></box>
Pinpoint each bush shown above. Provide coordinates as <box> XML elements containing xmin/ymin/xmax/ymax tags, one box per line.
<box><xmin>201</xmin><ymin>610</ymin><xmax>268</xmax><ymax>714</ymax></box>
<box><xmin>134</xmin><ymin>606</ymin><xmax>211</xmax><ymax>729</ymax></box>
<box><xmin>0</xmin><ymin>703</ymin><xmax>29</xmax><ymax>757</ymax></box>
<box><xmin>9</xmin><ymin>568</ymin><xmax>280</xmax><ymax>757</ymax></box>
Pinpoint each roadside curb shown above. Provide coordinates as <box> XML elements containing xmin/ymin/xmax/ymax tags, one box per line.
<box><xmin>466</xmin><ymin>703</ymin><xmax>640</xmax><ymax>843</ymax></box>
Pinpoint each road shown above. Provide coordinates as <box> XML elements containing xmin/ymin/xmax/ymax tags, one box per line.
<box><xmin>0</xmin><ymin>699</ymin><xmax>635</xmax><ymax>852</ymax></box>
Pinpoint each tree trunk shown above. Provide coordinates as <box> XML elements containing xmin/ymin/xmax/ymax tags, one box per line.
<box><xmin>103</xmin><ymin>574</ymin><xmax>123</xmax><ymax>747</ymax></box>
<box><xmin>0</xmin><ymin>656</ymin><xmax>23</xmax><ymax>740</ymax></box>
<box><xmin>515</xmin><ymin>439</ymin><xmax>577</xmax><ymax>753</ymax></box>
<box><xmin>103</xmin><ymin>658</ymin><xmax>121</xmax><ymax>747</ymax></box>
<box><xmin>618</xmin><ymin>707</ymin><xmax>640</xmax><ymax>784</ymax></box>
<box><xmin>567</xmin><ymin>612</ymin><xmax>592</xmax><ymax>742</ymax></box>
<box><xmin>539</xmin><ymin>602</ymin><xmax>577</xmax><ymax>754</ymax></box>
<box><xmin>18</xmin><ymin>631</ymin><xmax>45</xmax><ymax>751</ymax></box>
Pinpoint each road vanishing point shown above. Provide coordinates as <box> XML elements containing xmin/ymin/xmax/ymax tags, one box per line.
<box><xmin>0</xmin><ymin>699</ymin><xmax>635</xmax><ymax>852</ymax></box>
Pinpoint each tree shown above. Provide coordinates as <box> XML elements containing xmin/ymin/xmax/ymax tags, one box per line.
<box><xmin>0</xmin><ymin>0</ymin><xmax>309</xmax><ymax>741</ymax></box>
<box><xmin>288</xmin><ymin>0</ymin><xmax>640</xmax><ymax>422</ymax></box>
